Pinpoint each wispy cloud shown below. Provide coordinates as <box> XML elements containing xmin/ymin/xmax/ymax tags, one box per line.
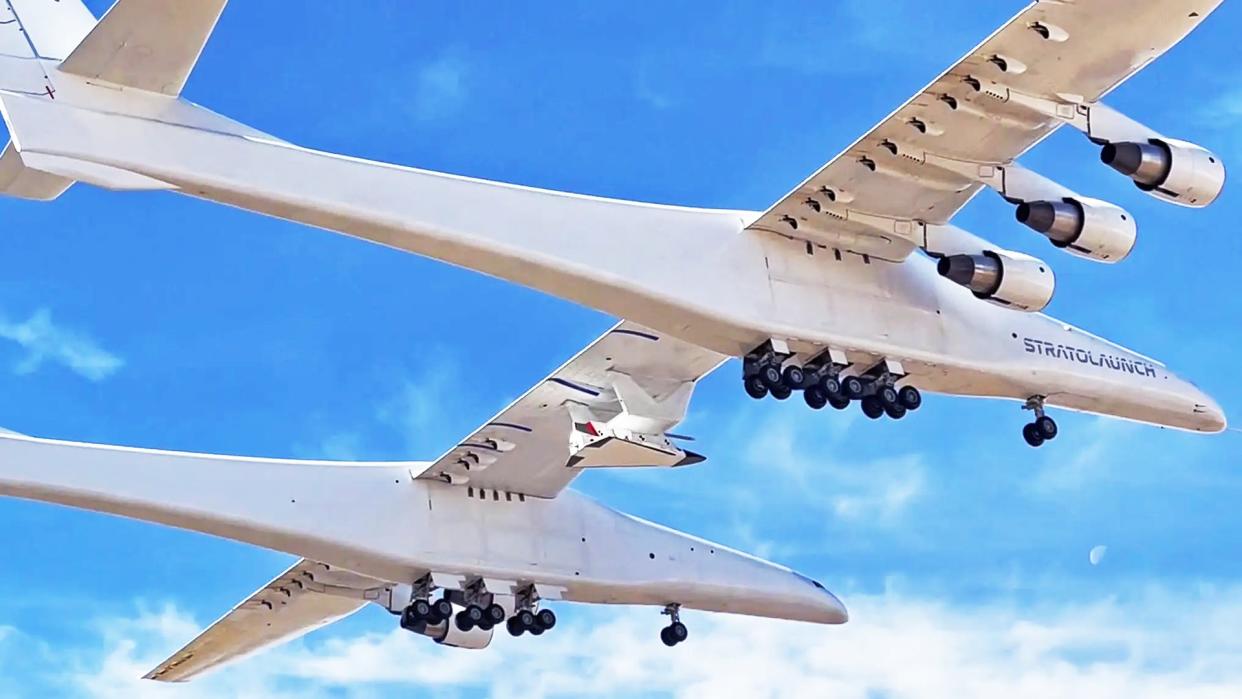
<box><xmin>411</xmin><ymin>53</ymin><xmax>471</xmax><ymax>122</ymax></box>
<box><xmin>0</xmin><ymin>308</ymin><xmax>123</xmax><ymax>382</ymax></box>
<box><xmin>15</xmin><ymin>585</ymin><xmax>1242</xmax><ymax>698</ymax></box>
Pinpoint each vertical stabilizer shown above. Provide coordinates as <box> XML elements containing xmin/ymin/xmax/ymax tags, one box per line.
<box><xmin>58</xmin><ymin>0</ymin><xmax>229</xmax><ymax>96</ymax></box>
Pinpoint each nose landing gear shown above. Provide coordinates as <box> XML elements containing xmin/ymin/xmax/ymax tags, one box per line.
<box><xmin>659</xmin><ymin>604</ymin><xmax>688</xmax><ymax>647</ymax></box>
<box><xmin>1021</xmin><ymin>396</ymin><xmax>1059</xmax><ymax>447</ymax></box>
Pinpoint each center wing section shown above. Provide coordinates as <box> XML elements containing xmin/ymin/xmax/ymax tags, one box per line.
<box><xmin>748</xmin><ymin>0</ymin><xmax>1220</xmax><ymax>261</ymax></box>
<box><xmin>418</xmin><ymin>322</ymin><xmax>726</xmax><ymax>498</ymax></box>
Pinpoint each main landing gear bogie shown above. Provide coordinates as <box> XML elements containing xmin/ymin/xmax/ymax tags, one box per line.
<box><xmin>742</xmin><ymin>344</ymin><xmax>924</xmax><ymax>424</ymax></box>
<box><xmin>400</xmin><ymin>595</ymin><xmax>455</xmax><ymax>630</ymax></box>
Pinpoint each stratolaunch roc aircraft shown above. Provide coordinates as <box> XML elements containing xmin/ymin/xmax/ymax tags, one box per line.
<box><xmin>0</xmin><ymin>0</ymin><xmax>1229</xmax><ymax>680</ymax></box>
<box><xmin>0</xmin><ymin>0</ymin><xmax>1229</xmax><ymax>445</ymax></box>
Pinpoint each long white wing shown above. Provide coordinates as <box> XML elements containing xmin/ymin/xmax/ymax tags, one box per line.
<box><xmin>145</xmin><ymin>559</ymin><xmax>390</xmax><ymax>683</ymax></box>
<box><xmin>749</xmin><ymin>0</ymin><xmax>1220</xmax><ymax>260</ymax></box>
<box><xmin>418</xmin><ymin>321</ymin><xmax>726</xmax><ymax>498</ymax></box>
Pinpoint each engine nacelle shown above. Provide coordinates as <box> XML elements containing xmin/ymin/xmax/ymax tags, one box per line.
<box><xmin>411</xmin><ymin>618</ymin><xmax>494</xmax><ymax>649</ymax></box>
<box><xmin>937</xmin><ymin>249</ymin><xmax>1054</xmax><ymax>312</ymax></box>
<box><xmin>1101</xmin><ymin>138</ymin><xmax>1225</xmax><ymax>208</ymax></box>
<box><xmin>1015</xmin><ymin>197</ymin><xmax>1136</xmax><ymax>263</ymax></box>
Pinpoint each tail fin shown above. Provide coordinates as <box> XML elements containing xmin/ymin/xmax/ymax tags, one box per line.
<box><xmin>0</xmin><ymin>0</ymin><xmax>229</xmax><ymax>200</ymax></box>
<box><xmin>59</xmin><ymin>0</ymin><xmax>229</xmax><ymax>96</ymax></box>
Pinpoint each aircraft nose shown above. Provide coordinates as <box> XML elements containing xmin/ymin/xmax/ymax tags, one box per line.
<box><xmin>1192</xmin><ymin>390</ymin><xmax>1227</xmax><ymax>433</ymax></box>
<box><xmin>793</xmin><ymin>573</ymin><xmax>849</xmax><ymax>624</ymax></box>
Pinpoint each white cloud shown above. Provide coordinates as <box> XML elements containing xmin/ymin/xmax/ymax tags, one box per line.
<box><xmin>0</xmin><ymin>308</ymin><xmax>123</xmax><ymax>381</ymax></box>
<box><xmin>16</xmin><ymin>585</ymin><xmax>1242</xmax><ymax>698</ymax></box>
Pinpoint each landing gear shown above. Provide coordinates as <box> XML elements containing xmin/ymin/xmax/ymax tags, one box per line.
<box><xmin>1021</xmin><ymin>396</ymin><xmax>1058</xmax><ymax>448</ymax></box>
<box><xmin>898</xmin><ymin>385</ymin><xmax>922</xmax><ymax>410</ymax></box>
<box><xmin>506</xmin><ymin>584</ymin><xmax>557</xmax><ymax>638</ymax></box>
<box><xmin>744</xmin><ymin>375</ymin><xmax>768</xmax><ymax>400</ymax></box>
<box><xmin>770</xmin><ymin>384</ymin><xmax>792</xmax><ymax>400</ymax></box>
<box><xmin>841</xmin><ymin>375</ymin><xmax>866</xmax><ymax>399</ymax></box>
<box><xmin>861</xmin><ymin>396</ymin><xmax>885</xmax><ymax>419</ymax></box>
<box><xmin>400</xmin><ymin>577</ymin><xmax>455</xmax><ymax>630</ymax></box>
<box><xmin>804</xmin><ymin>386</ymin><xmax>829</xmax><ymax>410</ymax></box>
<box><xmin>659</xmin><ymin>604</ymin><xmax>688</xmax><ymax>647</ymax></box>
<box><xmin>455</xmin><ymin>604</ymin><xmax>486</xmax><ymax>632</ymax></box>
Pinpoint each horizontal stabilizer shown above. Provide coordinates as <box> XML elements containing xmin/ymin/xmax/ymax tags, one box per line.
<box><xmin>0</xmin><ymin>143</ymin><xmax>75</xmax><ymax>201</ymax></box>
<box><xmin>59</xmin><ymin>0</ymin><xmax>228</xmax><ymax>95</ymax></box>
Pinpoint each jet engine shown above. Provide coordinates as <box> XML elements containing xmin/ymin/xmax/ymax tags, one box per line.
<box><xmin>937</xmin><ymin>249</ymin><xmax>1054</xmax><ymax>312</ymax></box>
<box><xmin>409</xmin><ymin>617</ymin><xmax>494</xmax><ymax>649</ymax></box>
<box><xmin>1015</xmin><ymin>197</ymin><xmax>1136</xmax><ymax>263</ymax></box>
<box><xmin>1101</xmin><ymin>138</ymin><xmax>1225</xmax><ymax>208</ymax></box>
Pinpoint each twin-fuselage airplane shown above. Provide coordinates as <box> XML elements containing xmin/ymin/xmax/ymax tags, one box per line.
<box><xmin>0</xmin><ymin>0</ymin><xmax>1228</xmax><ymax>682</ymax></box>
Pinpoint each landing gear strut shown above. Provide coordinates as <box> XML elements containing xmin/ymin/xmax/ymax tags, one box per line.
<box><xmin>1021</xmin><ymin>396</ymin><xmax>1058</xmax><ymax>448</ymax></box>
<box><xmin>659</xmin><ymin>604</ymin><xmax>689</xmax><ymax>647</ymax></box>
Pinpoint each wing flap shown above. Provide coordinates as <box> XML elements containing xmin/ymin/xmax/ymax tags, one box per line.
<box><xmin>145</xmin><ymin>559</ymin><xmax>388</xmax><ymax>683</ymax></box>
<box><xmin>59</xmin><ymin>0</ymin><xmax>228</xmax><ymax>96</ymax></box>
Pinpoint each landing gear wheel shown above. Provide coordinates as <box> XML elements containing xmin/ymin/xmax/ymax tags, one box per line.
<box><xmin>514</xmin><ymin>609</ymin><xmax>536</xmax><ymax>634</ymax></box>
<box><xmin>536</xmin><ymin>608</ymin><xmax>557</xmax><ymax>631</ymax></box>
<box><xmin>744</xmin><ymin>375</ymin><xmax>769</xmax><ymax>400</ymax></box>
<box><xmin>861</xmin><ymin>396</ymin><xmax>885</xmax><ymax>420</ymax></box>
<box><xmin>842</xmin><ymin>376</ymin><xmax>866</xmax><ymax>399</ymax></box>
<box><xmin>821</xmin><ymin>376</ymin><xmax>841</xmax><ymax>397</ymax></box>
<box><xmin>456</xmin><ymin>605</ymin><xmax>484</xmax><ymax>632</ymax></box>
<box><xmin>507</xmin><ymin>616</ymin><xmax>525</xmax><ymax>637</ymax></box>
<box><xmin>898</xmin><ymin>386</ymin><xmax>922</xmax><ymax>411</ymax></box>
<box><xmin>1022</xmin><ymin>422</ymin><xmax>1045</xmax><ymax>448</ymax></box>
<box><xmin>828</xmin><ymin>395</ymin><xmax>851</xmax><ymax>410</ymax></box>
<box><xmin>760</xmin><ymin>364</ymin><xmax>783</xmax><ymax>389</ymax></box>
<box><xmin>804</xmin><ymin>386</ymin><xmax>829</xmax><ymax>410</ymax></box>
<box><xmin>400</xmin><ymin>606</ymin><xmax>421</xmax><ymax>631</ymax></box>
<box><xmin>878</xmin><ymin>385</ymin><xmax>899</xmax><ymax>408</ymax></box>
<box><xmin>770</xmin><ymin>385</ymin><xmax>792</xmax><ymax>401</ymax></box>
<box><xmin>782</xmin><ymin>365</ymin><xmax>805</xmax><ymax>389</ymax></box>
<box><xmin>1035</xmin><ymin>415</ymin><xmax>1058</xmax><ymax>440</ymax></box>
<box><xmin>432</xmin><ymin>598</ymin><xmax>453</xmax><ymax>623</ymax></box>
<box><xmin>660</xmin><ymin>622</ymin><xmax>688</xmax><ymax>647</ymax></box>
<box><xmin>529</xmin><ymin>624</ymin><xmax>545</xmax><ymax>636</ymax></box>
<box><xmin>410</xmin><ymin>599</ymin><xmax>431</xmax><ymax>620</ymax></box>
<box><xmin>884</xmin><ymin>403</ymin><xmax>907</xmax><ymax>420</ymax></box>
<box><xmin>485</xmin><ymin>603</ymin><xmax>507</xmax><ymax>626</ymax></box>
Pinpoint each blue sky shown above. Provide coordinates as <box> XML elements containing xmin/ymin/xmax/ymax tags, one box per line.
<box><xmin>2</xmin><ymin>1</ymin><xmax>1242</xmax><ymax>696</ymax></box>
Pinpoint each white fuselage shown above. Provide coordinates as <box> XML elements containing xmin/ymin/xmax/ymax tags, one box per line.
<box><xmin>0</xmin><ymin>71</ymin><xmax>1225</xmax><ymax>432</ymax></box>
<box><xmin>0</xmin><ymin>433</ymin><xmax>847</xmax><ymax>625</ymax></box>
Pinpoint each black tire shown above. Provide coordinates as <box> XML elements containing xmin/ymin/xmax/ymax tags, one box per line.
<box><xmin>432</xmin><ymin>598</ymin><xmax>453</xmax><ymax>622</ymax></box>
<box><xmin>782</xmin><ymin>365</ymin><xmax>805</xmax><ymax>389</ymax></box>
<box><xmin>1022</xmin><ymin>422</ymin><xmax>1045</xmax><ymax>448</ymax></box>
<box><xmin>770</xmin><ymin>384</ymin><xmax>792</xmax><ymax>401</ymax></box>
<box><xmin>536</xmin><ymin>608</ymin><xmax>557</xmax><ymax>630</ymax></box>
<box><xmin>486</xmin><ymin>603</ymin><xmax>507</xmax><ymax>625</ymax></box>
<box><xmin>884</xmin><ymin>403</ymin><xmax>907</xmax><ymax>420</ymax></box>
<box><xmin>529</xmin><ymin>624</ymin><xmax>545</xmax><ymax>636</ymax></box>
<box><xmin>760</xmin><ymin>364</ymin><xmax>783</xmax><ymax>389</ymax></box>
<box><xmin>516</xmin><ymin>609</ymin><xmax>536</xmax><ymax>631</ymax></box>
<box><xmin>1035</xmin><ymin>415</ymin><xmax>1058</xmax><ymax>440</ymax></box>
<box><xmin>804</xmin><ymin>386</ymin><xmax>829</xmax><ymax>410</ymax></box>
<box><xmin>842</xmin><ymin>376</ymin><xmax>866</xmax><ymax>399</ymax></box>
<box><xmin>507</xmin><ymin>617</ymin><xmax>524</xmax><ymax>637</ymax></box>
<box><xmin>455</xmin><ymin>610</ymin><xmax>475</xmax><ymax>632</ymax></box>
<box><xmin>411</xmin><ymin>599</ymin><xmax>432</xmax><ymax>620</ymax></box>
<box><xmin>660</xmin><ymin>626</ymin><xmax>676</xmax><ymax>647</ymax></box>
<box><xmin>828</xmin><ymin>395</ymin><xmax>851</xmax><ymax>410</ymax></box>
<box><xmin>898</xmin><ymin>386</ymin><xmax>922</xmax><ymax>410</ymax></box>
<box><xmin>861</xmin><ymin>396</ymin><xmax>885</xmax><ymax>419</ymax></box>
<box><xmin>400</xmin><ymin>607</ymin><xmax>420</xmax><ymax>631</ymax></box>
<box><xmin>878</xmin><ymin>385</ymin><xmax>899</xmax><ymax>407</ymax></box>
<box><xmin>821</xmin><ymin>376</ymin><xmax>841</xmax><ymax>397</ymax></box>
<box><xmin>669</xmin><ymin>622</ymin><xmax>688</xmax><ymax>644</ymax></box>
<box><xmin>744</xmin><ymin>375</ymin><xmax>768</xmax><ymax>400</ymax></box>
